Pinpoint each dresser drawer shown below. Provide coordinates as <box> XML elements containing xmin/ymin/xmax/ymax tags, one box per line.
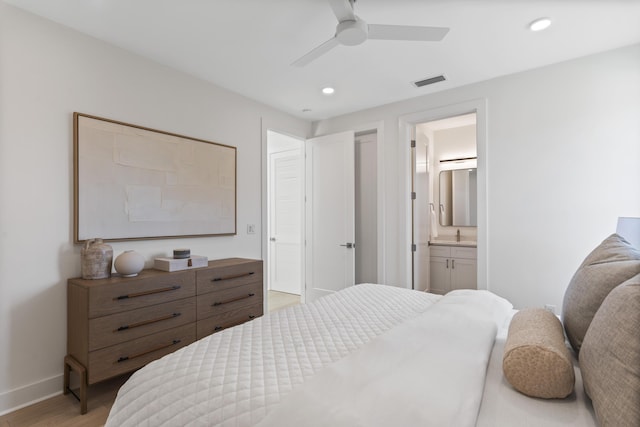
<box><xmin>197</xmin><ymin>282</ymin><xmax>263</xmax><ymax>320</ymax></box>
<box><xmin>88</xmin><ymin>297</ymin><xmax>196</xmax><ymax>351</ymax></box>
<box><xmin>196</xmin><ymin>260</ymin><xmax>262</xmax><ymax>295</ymax></box>
<box><xmin>196</xmin><ymin>303</ymin><xmax>263</xmax><ymax>340</ymax></box>
<box><xmin>88</xmin><ymin>270</ymin><xmax>196</xmax><ymax>318</ymax></box>
<box><xmin>87</xmin><ymin>323</ymin><xmax>195</xmax><ymax>384</ymax></box>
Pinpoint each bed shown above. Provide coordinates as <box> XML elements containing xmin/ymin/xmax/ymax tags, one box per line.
<box><xmin>476</xmin><ymin>316</ymin><xmax>596</xmax><ymax>427</ymax></box>
<box><xmin>106</xmin><ymin>227</ymin><xmax>640</xmax><ymax>427</ymax></box>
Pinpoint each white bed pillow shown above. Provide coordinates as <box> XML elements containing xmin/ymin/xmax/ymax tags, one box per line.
<box><xmin>442</xmin><ymin>289</ymin><xmax>514</xmax><ymax>329</ymax></box>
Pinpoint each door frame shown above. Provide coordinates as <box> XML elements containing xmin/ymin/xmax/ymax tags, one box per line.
<box><xmin>261</xmin><ymin>119</ymin><xmax>309</xmax><ymax>311</ymax></box>
<box><xmin>398</xmin><ymin>99</ymin><xmax>488</xmax><ymax>291</ymax></box>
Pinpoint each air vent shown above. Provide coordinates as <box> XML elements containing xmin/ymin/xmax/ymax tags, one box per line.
<box><xmin>413</xmin><ymin>75</ymin><xmax>446</xmax><ymax>88</ymax></box>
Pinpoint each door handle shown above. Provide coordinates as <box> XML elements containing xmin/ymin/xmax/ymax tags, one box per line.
<box><xmin>270</xmin><ymin>237</ymin><xmax>276</xmax><ymax>242</ymax></box>
<box><xmin>451</xmin><ymin>259</ymin><xmax>455</xmax><ymax>269</ymax></box>
<box><xmin>339</xmin><ymin>242</ymin><xmax>355</xmax><ymax>249</ymax></box>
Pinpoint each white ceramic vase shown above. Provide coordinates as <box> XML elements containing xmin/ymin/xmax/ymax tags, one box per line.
<box><xmin>114</xmin><ymin>250</ymin><xmax>145</xmax><ymax>277</ymax></box>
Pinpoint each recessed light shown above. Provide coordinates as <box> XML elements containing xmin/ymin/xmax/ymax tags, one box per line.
<box><xmin>529</xmin><ymin>17</ymin><xmax>551</xmax><ymax>32</ymax></box>
<box><xmin>322</xmin><ymin>87</ymin><xmax>335</xmax><ymax>95</ymax></box>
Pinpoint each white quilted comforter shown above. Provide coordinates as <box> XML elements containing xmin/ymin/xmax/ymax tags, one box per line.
<box><xmin>256</xmin><ymin>289</ymin><xmax>512</xmax><ymax>427</ymax></box>
<box><xmin>106</xmin><ymin>284</ymin><xmax>441</xmax><ymax>426</ymax></box>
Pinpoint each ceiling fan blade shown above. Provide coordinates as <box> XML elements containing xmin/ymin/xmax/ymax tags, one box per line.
<box><xmin>291</xmin><ymin>37</ymin><xmax>340</xmax><ymax>67</ymax></box>
<box><xmin>328</xmin><ymin>0</ymin><xmax>356</xmax><ymax>22</ymax></box>
<box><xmin>368</xmin><ymin>24</ymin><xmax>449</xmax><ymax>41</ymax></box>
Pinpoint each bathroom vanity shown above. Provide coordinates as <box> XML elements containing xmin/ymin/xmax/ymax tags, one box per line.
<box><xmin>428</xmin><ymin>240</ymin><xmax>477</xmax><ymax>295</ymax></box>
<box><xmin>429</xmin><ymin>160</ymin><xmax>478</xmax><ymax>294</ymax></box>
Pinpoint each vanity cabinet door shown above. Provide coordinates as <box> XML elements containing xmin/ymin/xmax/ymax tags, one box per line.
<box><xmin>429</xmin><ymin>256</ymin><xmax>450</xmax><ymax>295</ymax></box>
<box><xmin>450</xmin><ymin>258</ymin><xmax>477</xmax><ymax>290</ymax></box>
<box><xmin>428</xmin><ymin>245</ymin><xmax>477</xmax><ymax>294</ymax></box>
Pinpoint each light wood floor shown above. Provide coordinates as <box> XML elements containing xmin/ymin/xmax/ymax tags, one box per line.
<box><xmin>1</xmin><ymin>293</ymin><xmax>300</xmax><ymax>426</ymax></box>
<box><xmin>0</xmin><ymin>373</ymin><xmax>131</xmax><ymax>427</ymax></box>
<box><xmin>267</xmin><ymin>290</ymin><xmax>301</xmax><ymax>312</ymax></box>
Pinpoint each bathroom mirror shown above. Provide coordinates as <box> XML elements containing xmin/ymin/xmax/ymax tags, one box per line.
<box><xmin>439</xmin><ymin>168</ymin><xmax>477</xmax><ymax>227</ymax></box>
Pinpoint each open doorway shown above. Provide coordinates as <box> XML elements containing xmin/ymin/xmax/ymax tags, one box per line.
<box><xmin>265</xmin><ymin>129</ymin><xmax>379</xmax><ymax>310</ymax></box>
<box><xmin>412</xmin><ymin>113</ymin><xmax>478</xmax><ymax>293</ymax></box>
<box><xmin>266</xmin><ymin>130</ymin><xmax>304</xmax><ymax>310</ymax></box>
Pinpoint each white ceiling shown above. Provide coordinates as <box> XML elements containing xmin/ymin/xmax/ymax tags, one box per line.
<box><xmin>6</xmin><ymin>0</ymin><xmax>640</xmax><ymax>121</ymax></box>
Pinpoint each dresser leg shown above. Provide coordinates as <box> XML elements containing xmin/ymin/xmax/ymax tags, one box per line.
<box><xmin>63</xmin><ymin>360</ymin><xmax>70</xmax><ymax>395</ymax></box>
<box><xmin>64</xmin><ymin>355</ymin><xmax>88</xmax><ymax>414</ymax></box>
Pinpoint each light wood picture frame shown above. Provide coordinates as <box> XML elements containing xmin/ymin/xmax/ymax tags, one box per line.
<box><xmin>73</xmin><ymin>113</ymin><xmax>236</xmax><ymax>242</ymax></box>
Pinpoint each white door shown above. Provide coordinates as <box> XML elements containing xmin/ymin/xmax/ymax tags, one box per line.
<box><xmin>413</xmin><ymin>136</ymin><xmax>430</xmax><ymax>291</ymax></box>
<box><xmin>305</xmin><ymin>131</ymin><xmax>355</xmax><ymax>302</ymax></box>
<box><xmin>269</xmin><ymin>149</ymin><xmax>302</xmax><ymax>295</ymax></box>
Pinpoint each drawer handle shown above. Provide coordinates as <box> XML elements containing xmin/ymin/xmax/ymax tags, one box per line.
<box><xmin>114</xmin><ymin>285</ymin><xmax>181</xmax><ymax>300</ymax></box>
<box><xmin>116</xmin><ymin>339</ymin><xmax>181</xmax><ymax>363</ymax></box>
<box><xmin>115</xmin><ymin>312</ymin><xmax>181</xmax><ymax>332</ymax></box>
<box><xmin>213</xmin><ymin>315</ymin><xmax>256</xmax><ymax>333</ymax></box>
<box><xmin>212</xmin><ymin>293</ymin><xmax>255</xmax><ymax>307</ymax></box>
<box><xmin>211</xmin><ymin>272</ymin><xmax>254</xmax><ymax>282</ymax></box>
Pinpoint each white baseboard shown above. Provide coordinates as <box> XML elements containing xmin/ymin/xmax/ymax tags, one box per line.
<box><xmin>0</xmin><ymin>374</ymin><xmax>63</xmax><ymax>416</ymax></box>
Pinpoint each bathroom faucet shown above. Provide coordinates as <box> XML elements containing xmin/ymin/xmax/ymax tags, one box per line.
<box><xmin>456</xmin><ymin>229</ymin><xmax>461</xmax><ymax>242</ymax></box>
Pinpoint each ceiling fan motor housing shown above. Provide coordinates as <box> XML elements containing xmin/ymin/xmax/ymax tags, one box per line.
<box><xmin>336</xmin><ymin>18</ymin><xmax>368</xmax><ymax>46</ymax></box>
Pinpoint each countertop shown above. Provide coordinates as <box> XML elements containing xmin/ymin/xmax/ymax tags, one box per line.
<box><xmin>429</xmin><ymin>238</ymin><xmax>477</xmax><ymax>248</ymax></box>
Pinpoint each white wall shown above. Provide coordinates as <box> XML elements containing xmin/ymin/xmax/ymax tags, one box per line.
<box><xmin>313</xmin><ymin>43</ymin><xmax>640</xmax><ymax>312</ymax></box>
<box><xmin>433</xmin><ymin>125</ymin><xmax>477</xmax><ymax>163</ymax></box>
<box><xmin>0</xmin><ymin>4</ymin><xmax>310</xmax><ymax>413</ymax></box>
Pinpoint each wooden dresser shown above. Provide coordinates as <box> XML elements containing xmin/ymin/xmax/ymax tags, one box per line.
<box><xmin>65</xmin><ymin>257</ymin><xmax>263</xmax><ymax>413</ymax></box>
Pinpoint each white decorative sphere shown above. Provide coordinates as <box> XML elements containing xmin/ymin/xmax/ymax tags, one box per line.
<box><xmin>114</xmin><ymin>250</ymin><xmax>145</xmax><ymax>277</ymax></box>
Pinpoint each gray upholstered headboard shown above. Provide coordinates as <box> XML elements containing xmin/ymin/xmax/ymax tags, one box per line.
<box><xmin>616</xmin><ymin>217</ymin><xmax>640</xmax><ymax>249</ymax></box>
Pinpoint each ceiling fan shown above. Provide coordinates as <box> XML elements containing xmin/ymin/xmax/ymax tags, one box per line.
<box><xmin>292</xmin><ymin>0</ymin><xmax>449</xmax><ymax>67</ymax></box>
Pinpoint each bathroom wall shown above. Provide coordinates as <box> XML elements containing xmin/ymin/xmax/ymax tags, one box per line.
<box><xmin>432</xmin><ymin>124</ymin><xmax>478</xmax><ymax>239</ymax></box>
